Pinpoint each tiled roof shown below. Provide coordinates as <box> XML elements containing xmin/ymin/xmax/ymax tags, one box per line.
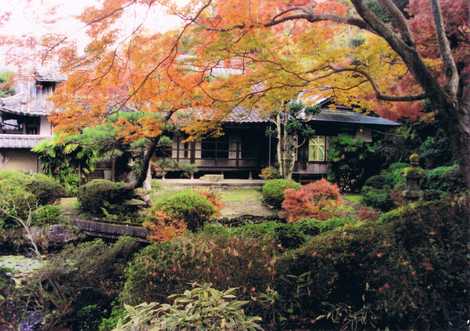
<box><xmin>305</xmin><ymin>110</ymin><xmax>400</xmax><ymax>126</ymax></box>
<box><xmin>0</xmin><ymin>134</ymin><xmax>48</xmax><ymax>148</ymax></box>
<box><xmin>34</xmin><ymin>69</ymin><xmax>66</xmax><ymax>82</ymax></box>
<box><xmin>0</xmin><ymin>93</ymin><xmax>52</xmax><ymax>116</ymax></box>
<box><xmin>222</xmin><ymin>107</ymin><xmax>399</xmax><ymax>126</ymax></box>
<box><xmin>223</xmin><ymin>107</ymin><xmax>269</xmax><ymax>123</ymax></box>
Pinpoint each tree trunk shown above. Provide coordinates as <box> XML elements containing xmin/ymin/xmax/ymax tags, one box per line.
<box><xmin>275</xmin><ymin>113</ymin><xmax>283</xmax><ymax>177</ymax></box>
<box><xmin>126</xmin><ymin>137</ymin><xmax>159</xmax><ymax>190</ymax></box>
<box><xmin>457</xmin><ymin>85</ymin><xmax>470</xmax><ymax>188</ymax></box>
<box><xmin>142</xmin><ymin>162</ymin><xmax>152</xmax><ymax>191</ymax></box>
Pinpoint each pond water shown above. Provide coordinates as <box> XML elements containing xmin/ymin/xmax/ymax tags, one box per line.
<box><xmin>0</xmin><ymin>255</ymin><xmax>45</xmax><ymax>284</ymax></box>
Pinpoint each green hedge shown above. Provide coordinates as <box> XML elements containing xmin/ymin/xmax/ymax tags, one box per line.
<box><xmin>262</xmin><ymin>179</ymin><xmax>301</xmax><ymax>209</ymax></box>
<box><xmin>120</xmin><ymin>234</ymin><xmax>277</xmax><ymax>310</ymax></box>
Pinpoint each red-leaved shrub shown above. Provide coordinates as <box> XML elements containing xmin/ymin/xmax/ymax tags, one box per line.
<box><xmin>282</xmin><ymin>179</ymin><xmax>342</xmax><ymax>222</ymax></box>
<box><xmin>356</xmin><ymin>206</ymin><xmax>380</xmax><ymax>222</ymax></box>
<box><xmin>198</xmin><ymin>190</ymin><xmax>224</xmax><ymax>216</ymax></box>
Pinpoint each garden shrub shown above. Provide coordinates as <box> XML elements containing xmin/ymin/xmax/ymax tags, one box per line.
<box><xmin>262</xmin><ymin>179</ymin><xmax>301</xmax><ymax>209</ymax></box>
<box><xmin>275</xmin><ymin>197</ymin><xmax>469</xmax><ymax>330</ymax></box>
<box><xmin>361</xmin><ymin>163</ymin><xmax>408</xmax><ymax>211</ymax></box>
<box><xmin>120</xmin><ymin>234</ymin><xmax>277</xmax><ymax>310</ymax></box>
<box><xmin>198</xmin><ymin>190</ymin><xmax>224</xmax><ymax>216</ymax></box>
<box><xmin>144</xmin><ymin>211</ymin><xmax>187</xmax><ymax>242</ymax></box>
<box><xmin>361</xmin><ymin>186</ymin><xmax>395</xmax><ymax>211</ymax></box>
<box><xmin>381</xmin><ymin>162</ymin><xmax>407</xmax><ymax>186</ymax></box>
<box><xmin>260</xmin><ymin>166</ymin><xmax>281</xmax><ymax>180</ymax></box>
<box><xmin>31</xmin><ymin>205</ymin><xmax>64</xmax><ymax>226</ymax></box>
<box><xmin>282</xmin><ymin>179</ymin><xmax>342</xmax><ymax>221</ymax></box>
<box><xmin>26</xmin><ymin>174</ymin><xmax>65</xmax><ymax>205</ymax></box>
<box><xmin>363</xmin><ymin>174</ymin><xmax>389</xmax><ymax>189</ymax></box>
<box><xmin>98</xmin><ymin>306</ymin><xmax>126</xmax><ymax>331</ymax></box>
<box><xmin>202</xmin><ymin>220</ymin><xmax>321</xmax><ymax>249</ymax></box>
<box><xmin>0</xmin><ymin>181</ymin><xmax>37</xmax><ymax>229</ymax></box>
<box><xmin>356</xmin><ymin>206</ymin><xmax>380</xmax><ymax>222</ymax></box>
<box><xmin>153</xmin><ymin>190</ymin><xmax>216</xmax><ymax>231</ymax></box>
<box><xmin>0</xmin><ymin>170</ymin><xmax>31</xmax><ymax>186</ymax></box>
<box><xmin>78</xmin><ymin>179</ymin><xmax>135</xmax><ymax>217</ymax></box>
<box><xmin>327</xmin><ymin>134</ymin><xmax>380</xmax><ymax>192</ymax></box>
<box><xmin>423</xmin><ymin>164</ymin><xmax>465</xmax><ymax>193</ymax></box>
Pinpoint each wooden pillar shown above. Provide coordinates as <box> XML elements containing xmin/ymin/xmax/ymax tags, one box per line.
<box><xmin>176</xmin><ymin>136</ymin><xmax>180</xmax><ymax>162</ymax></box>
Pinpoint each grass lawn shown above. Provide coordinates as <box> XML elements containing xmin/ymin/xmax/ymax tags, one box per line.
<box><xmin>152</xmin><ymin>183</ymin><xmax>274</xmax><ymax>218</ymax></box>
<box><xmin>344</xmin><ymin>194</ymin><xmax>363</xmax><ymax>204</ymax></box>
<box><xmin>219</xmin><ymin>188</ymin><xmax>263</xmax><ymax>202</ymax></box>
<box><xmin>60</xmin><ymin>197</ymin><xmax>80</xmax><ymax>219</ymax></box>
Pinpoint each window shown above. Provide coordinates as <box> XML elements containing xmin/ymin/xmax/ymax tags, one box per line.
<box><xmin>201</xmin><ymin>137</ymin><xmax>229</xmax><ymax>159</ymax></box>
<box><xmin>308</xmin><ymin>136</ymin><xmax>326</xmax><ymax>162</ymax></box>
<box><xmin>0</xmin><ymin>114</ymin><xmax>40</xmax><ymax>134</ymax></box>
<box><xmin>35</xmin><ymin>81</ymin><xmax>57</xmax><ymax>95</ymax></box>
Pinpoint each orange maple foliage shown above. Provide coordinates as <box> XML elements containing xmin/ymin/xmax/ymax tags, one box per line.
<box><xmin>144</xmin><ymin>210</ymin><xmax>187</xmax><ymax>242</ymax></box>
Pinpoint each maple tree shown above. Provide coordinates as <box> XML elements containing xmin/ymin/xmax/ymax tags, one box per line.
<box><xmin>184</xmin><ymin>0</ymin><xmax>470</xmax><ymax>187</ymax></box>
<box><xmin>1</xmin><ymin>0</ymin><xmax>468</xmax><ymax>189</ymax></box>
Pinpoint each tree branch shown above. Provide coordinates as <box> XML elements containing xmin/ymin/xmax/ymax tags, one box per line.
<box><xmin>329</xmin><ymin>66</ymin><xmax>427</xmax><ymax>101</ymax></box>
<box><xmin>203</xmin><ymin>8</ymin><xmax>375</xmax><ymax>34</ymax></box>
<box><xmin>377</xmin><ymin>0</ymin><xmax>415</xmax><ymax>47</ymax></box>
<box><xmin>430</xmin><ymin>0</ymin><xmax>459</xmax><ymax>98</ymax></box>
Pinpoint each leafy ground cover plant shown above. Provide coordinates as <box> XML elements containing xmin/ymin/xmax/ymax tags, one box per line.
<box><xmin>114</xmin><ymin>284</ymin><xmax>263</xmax><ymax>331</ymax></box>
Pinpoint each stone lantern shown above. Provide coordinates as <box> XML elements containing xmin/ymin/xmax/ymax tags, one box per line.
<box><xmin>403</xmin><ymin>153</ymin><xmax>424</xmax><ymax>202</ymax></box>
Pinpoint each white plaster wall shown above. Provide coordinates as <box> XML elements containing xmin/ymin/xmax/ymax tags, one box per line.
<box><xmin>39</xmin><ymin>116</ymin><xmax>52</xmax><ymax>136</ymax></box>
<box><xmin>0</xmin><ymin>149</ymin><xmax>39</xmax><ymax>173</ymax></box>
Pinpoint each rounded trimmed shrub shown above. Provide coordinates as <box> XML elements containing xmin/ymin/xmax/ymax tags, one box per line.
<box><xmin>27</xmin><ymin>174</ymin><xmax>65</xmax><ymax>205</ymax></box>
<box><xmin>262</xmin><ymin>179</ymin><xmax>301</xmax><ymax>209</ymax></box>
<box><xmin>78</xmin><ymin>179</ymin><xmax>134</xmax><ymax>217</ymax></box>
<box><xmin>361</xmin><ymin>186</ymin><xmax>395</xmax><ymax>211</ymax></box>
<box><xmin>153</xmin><ymin>190</ymin><xmax>216</xmax><ymax>231</ymax></box>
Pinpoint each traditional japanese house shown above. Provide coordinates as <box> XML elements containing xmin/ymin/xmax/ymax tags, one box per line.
<box><xmin>0</xmin><ymin>71</ymin><xmax>64</xmax><ymax>172</ymax></box>
<box><xmin>167</xmin><ymin>99</ymin><xmax>399</xmax><ymax>180</ymax></box>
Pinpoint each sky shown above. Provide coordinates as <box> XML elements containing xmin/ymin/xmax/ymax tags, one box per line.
<box><xmin>0</xmin><ymin>0</ymin><xmax>184</xmax><ymax>69</ymax></box>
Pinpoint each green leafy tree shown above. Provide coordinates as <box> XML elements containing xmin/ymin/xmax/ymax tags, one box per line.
<box><xmin>328</xmin><ymin>135</ymin><xmax>379</xmax><ymax>192</ymax></box>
